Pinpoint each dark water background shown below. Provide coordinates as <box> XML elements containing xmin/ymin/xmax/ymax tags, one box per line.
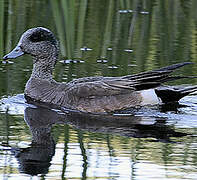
<box><xmin>1</xmin><ymin>0</ymin><xmax>197</xmax><ymax>179</ymax></box>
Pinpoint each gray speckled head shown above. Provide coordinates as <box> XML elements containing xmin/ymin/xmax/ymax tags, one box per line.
<box><xmin>4</xmin><ymin>27</ymin><xmax>59</xmax><ymax>60</ymax></box>
<box><xmin>20</xmin><ymin>27</ymin><xmax>59</xmax><ymax>59</ymax></box>
<box><xmin>4</xmin><ymin>27</ymin><xmax>59</xmax><ymax>80</ymax></box>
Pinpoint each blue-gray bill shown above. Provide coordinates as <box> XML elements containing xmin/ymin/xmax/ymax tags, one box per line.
<box><xmin>3</xmin><ymin>45</ymin><xmax>24</xmax><ymax>60</ymax></box>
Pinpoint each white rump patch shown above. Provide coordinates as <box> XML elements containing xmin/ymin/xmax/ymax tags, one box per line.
<box><xmin>140</xmin><ymin>89</ymin><xmax>161</xmax><ymax>105</ymax></box>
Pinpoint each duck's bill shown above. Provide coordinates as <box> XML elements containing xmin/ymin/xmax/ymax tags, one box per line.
<box><xmin>3</xmin><ymin>45</ymin><xmax>24</xmax><ymax>60</ymax></box>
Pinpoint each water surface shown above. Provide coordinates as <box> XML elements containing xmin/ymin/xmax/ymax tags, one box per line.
<box><xmin>1</xmin><ymin>0</ymin><xmax>197</xmax><ymax>179</ymax></box>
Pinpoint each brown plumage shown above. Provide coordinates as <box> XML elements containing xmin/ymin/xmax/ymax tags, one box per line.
<box><xmin>3</xmin><ymin>27</ymin><xmax>197</xmax><ymax>113</ymax></box>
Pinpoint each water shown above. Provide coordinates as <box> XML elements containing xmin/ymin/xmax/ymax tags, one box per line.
<box><xmin>1</xmin><ymin>95</ymin><xmax>197</xmax><ymax>180</ymax></box>
<box><xmin>1</xmin><ymin>0</ymin><xmax>197</xmax><ymax>179</ymax></box>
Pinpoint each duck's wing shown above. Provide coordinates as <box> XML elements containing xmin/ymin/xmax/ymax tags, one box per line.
<box><xmin>66</xmin><ymin>80</ymin><xmax>135</xmax><ymax>98</ymax></box>
<box><xmin>66</xmin><ymin>62</ymin><xmax>194</xmax><ymax>98</ymax></box>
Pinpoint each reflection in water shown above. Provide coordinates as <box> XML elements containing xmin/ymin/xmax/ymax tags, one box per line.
<box><xmin>14</xmin><ymin>107</ymin><xmax>57</xmax><ymax>176</ymax></box>
<box><xmin>1</xmin><ymin>0</ymin><xmax>197</xmax><ymax>179</ymax></box>
<box><xmin>12</xmin><ymin>105</ymin><xmax>187</xmax><ymax>177</ymax></box>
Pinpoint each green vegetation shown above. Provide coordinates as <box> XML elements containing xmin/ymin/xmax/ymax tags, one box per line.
<box><xmin>1</xmin><ymin>1</ymin><xmax>197</xmax><ymax>178</ymax></box>
<box><xmin>1</xmin><ymin>0</ymin><xmax>197</xmax><ymax>86</ymax></box>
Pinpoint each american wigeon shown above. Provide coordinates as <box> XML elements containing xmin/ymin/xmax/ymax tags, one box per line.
<box><xmin>3</xmin><ymin>27</ymin><xmax>197</xmax><ymax>113</ymax></box>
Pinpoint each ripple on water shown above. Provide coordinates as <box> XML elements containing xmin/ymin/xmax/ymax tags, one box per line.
<box><xmin>0</xmin><ymin>94</ymin><xmax>28</xmax><ymax>114</ymax></box>
<box><xmin>59</xmin><ymin>59</ymin><xmax>85</xmax><ymax>64</ymax></box>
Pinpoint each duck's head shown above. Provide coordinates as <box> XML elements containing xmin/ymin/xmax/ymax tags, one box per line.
<box><xmin>3</xmin><ymin>27</ymin><xmax>59</xmax><ymax>62</ymax></box>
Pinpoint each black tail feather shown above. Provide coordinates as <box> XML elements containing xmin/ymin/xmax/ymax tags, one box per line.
<box><xmin>155</xmin><ymin>85</ymin><xmax>197</xmax><ymax>103</ymax></box>
<box><xmin>122</xmin><ymin>62</ymin><xmax>195</xmax><ymax>91</ymax></box>
<box><xmin>155</xmin><ymin>62</ymin><xmax>193</xmax><ymax>71</ymax></box>
<box><xmin>161</xmin><ymin>76</ymin><xmax>197</xmax><ymax>83</ymax></box>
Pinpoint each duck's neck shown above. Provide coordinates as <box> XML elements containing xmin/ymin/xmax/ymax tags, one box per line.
<box><xmin>30</xmin><ymin>55</ymin><xmax>57</xmax><ymax>82</ymax></box>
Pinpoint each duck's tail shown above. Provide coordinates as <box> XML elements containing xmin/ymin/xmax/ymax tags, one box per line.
<box><xmin>154</xmin><ymin>62</ymin><xmax>193</xmax><ymax>71</ymax></box>
<box><xmin>155</xmin><ymin>85</ymin><xmax>197</xmax><ymax>103</ymax></box>
<box><xmin>123</xmin><ymin>62</ymin><xmax>197</xmax><ymax>91</ymax></box>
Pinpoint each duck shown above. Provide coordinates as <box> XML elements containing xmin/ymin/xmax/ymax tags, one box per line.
<box><xmin>3</xmin><ymin>27</ymin><xmax>197</xmax><ymax>113</ymax></box>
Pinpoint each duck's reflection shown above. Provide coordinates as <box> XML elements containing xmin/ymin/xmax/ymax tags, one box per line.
<box><xmin>16</xmin><ymin>107</ymin><xmax>57</xmax><ymax>176</ymax></box>
<box><xmin>15</xmin><ymin>106</ymin><xmax>187</xmax><ymax>176</ymax></box>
